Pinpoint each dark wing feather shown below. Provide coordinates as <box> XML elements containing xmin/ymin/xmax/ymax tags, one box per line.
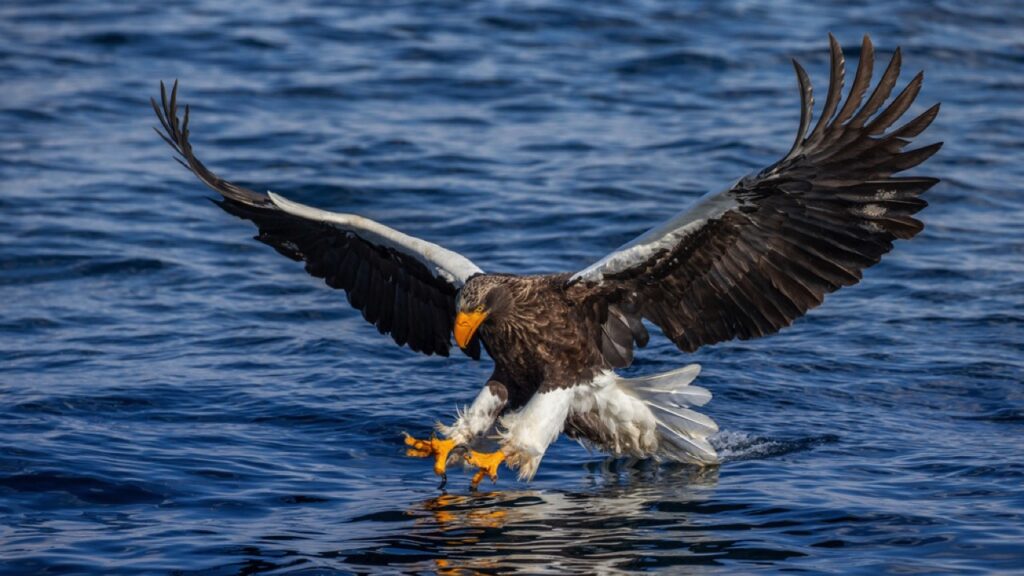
<box><xmin>153</xmin><ymin>81</ymin><xmax>483</xmax><ymax>357</ymax></box>
<box><xmin>570</xmin><ymin>35</ymin><xmax>941</xmax><ymax>355</ymax></box>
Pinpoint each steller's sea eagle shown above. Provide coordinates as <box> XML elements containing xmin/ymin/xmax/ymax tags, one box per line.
<box><xmin>153</xmin><ymin>34</ymin><xmax>941</xmax><ymax>489</ymax></box>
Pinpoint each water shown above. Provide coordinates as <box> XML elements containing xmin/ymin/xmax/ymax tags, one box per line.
<box><xmin>2</xmin><ymin>1</ymin><xmax>1023</xmax><ymax>573</ymax></box>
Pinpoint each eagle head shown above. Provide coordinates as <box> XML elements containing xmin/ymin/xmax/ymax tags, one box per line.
<box><xmin>453</xmin><ymin>275</ymin><xmax>513</xmax><ymax>349</ymax></box>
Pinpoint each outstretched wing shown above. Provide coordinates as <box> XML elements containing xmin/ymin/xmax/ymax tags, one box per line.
<box><xmin>569</xmin><ymin>34</ymin><xmax>942</xmax><ymax>355</ymax></box>
<box><xmin>152</xmin><ymin>81</ymin><xmax>484</xmax><ymax>357</ymax></box>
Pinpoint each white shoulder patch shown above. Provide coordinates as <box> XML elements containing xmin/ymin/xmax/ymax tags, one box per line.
<box><xmin>267</xmin><ymin>191</ymin><xmax>483</xmax><ymax>286</ymax></box>
<box><xmin>571</xmin><ymin>187</ymin><xmax>739</xmax><ymax>284</ymax></box>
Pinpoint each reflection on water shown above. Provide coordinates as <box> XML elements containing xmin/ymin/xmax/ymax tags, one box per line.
<box><xmin>346</xmin><ymin>465</ymin><xmax>776</xmax><ymax>573</ymax></box>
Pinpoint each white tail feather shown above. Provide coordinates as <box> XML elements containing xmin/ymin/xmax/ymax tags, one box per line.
<box><xmin>616</xmin><ymin>364</ymin><xmax>719</xmax><ymax>465</ymax></box>
<box><xmin>646</xmin><ymin>403</ymin><xmax>719</xmax><ymax>436</ymax></box>
<box><xmin>659</xmin><ymin>424</ymin><xmax>718</xmax><ymax>463</ymax></box>
<box><xmin>623</xmin><ymin>364</ymin><xmax>711</xmax><ymax>407</ymax></box>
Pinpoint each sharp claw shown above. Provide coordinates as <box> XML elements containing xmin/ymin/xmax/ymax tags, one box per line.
<box><xmin>469</xmin><ymin>469</ymin><xmax>485</xmax><ymax>492</ymax></box>
<box><xmin>466</xmin><ymin>450</ymin><xmax>505</xmax><ymax>491</ymax></box>
<box><xmin>403</xmin><ymin>432</ymin><xmax>430</xmax><ymax>453</ymax></box>
<box><xmin>447</xmin><ymin>444</ymin><xmax>470</xmax><ymax>467</ymax></box>
<box><xmin>402</xmin><ymin>433</ymin><xmax>458</xmax><ymax>477</ymax></box>
<box><xmin>404</xmin><ymin>433</ymin><xmax>505</xmax><ymax>491</ymax></box>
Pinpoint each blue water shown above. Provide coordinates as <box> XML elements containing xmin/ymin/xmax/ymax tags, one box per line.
<box><xmin>2</xmin><ymin>1</ymin><xmax>1023</xmax><ymax>574</ymax></box>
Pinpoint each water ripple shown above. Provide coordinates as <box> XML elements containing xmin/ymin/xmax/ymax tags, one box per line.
<box><xmin>1</xmin><ymin>0</ymin><xmax>1022</xmax><ymax>574</ymax></box>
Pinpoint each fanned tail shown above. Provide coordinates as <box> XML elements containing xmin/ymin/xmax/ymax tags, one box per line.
<box><xmin>617</xmin><ymin>364</ymin><xmax>719</xmax><ymax>465</ymax></box>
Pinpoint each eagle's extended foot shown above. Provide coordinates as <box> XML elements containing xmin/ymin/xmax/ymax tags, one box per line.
<box><xmin>404</xmin><ymin>433</ymin><xmax>466</xmax><ymax>488</ymax></box>
<box><xmin>466</xmin><ymin>450</ymin><xmax>505</xmax><ymax>491</ymax></box>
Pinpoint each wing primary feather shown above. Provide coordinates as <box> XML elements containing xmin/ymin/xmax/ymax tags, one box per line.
<box><xmin>884</xmin><ymin>141</ymin><xmax>944</xmax><ymax>173</ymax></box>
<box><xmin>887</xmin><ymin>102</ymin><xmax>941</xmax><ymax>140</ymax></box>
<box><xmin>182</xmin><ymin>103</ymin><xmax>190</xmax><ymax>139</ymax></box>
<box><xmin>865</xmin><ymin>71</ymin><xmax>923</xmax><ymax>136</ymax></box>
<box><xmin>786</xmin><ymin>58</ymin><xmax>815</xmax><ymax>158</ymax></box>
<box><xmin>832</xmin><ymin>34</ymin><xmax>875</xmax><ymax>128</ymax></box>
<box><xmin>168</xmin><ymin>79</ymin><xmax>178</xmax><ymax>131</ymax></box>
<box><xmin>807</xmin><ymin>32</ymin><xmax>845</xmax><ymax>144</ymax></box>
<box><xmin>160</xmin><ymin>80</ymin><xmax>169</xmax><ymax>126</ymax></box>
<box><xmin>150</xmin><ymin>97</ymin><xmax>173</xmax><ymax>137</ymax></box>
<box><xmin>849</xmin><ymin>47</ymin><xmax>902</xmax><ymax>129</ymax></box>
<box><xmin>152</xmin><ymin>125</ymin><xmax>179</xmax><ymax>152</ymax></box>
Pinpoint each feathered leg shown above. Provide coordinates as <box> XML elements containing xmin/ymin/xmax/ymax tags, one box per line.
<box><xmin>484</xmin><ymin>387</ymin><xmax>575</xmax><ymax>484</ymax></box>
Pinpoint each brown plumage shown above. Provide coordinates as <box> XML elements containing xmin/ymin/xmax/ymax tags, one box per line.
<box><xmin>153</xmin><ymin>35</ymin><xmax>942</xmax><ymax>483</ymax></box>
<box><xmin>453</xmin><ymin>273</ymin><xmax>649</xmax><ymax>408</ymax></box>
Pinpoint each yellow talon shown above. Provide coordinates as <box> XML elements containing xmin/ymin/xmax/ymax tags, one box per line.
<box><xmin>466</xmin><ymin>450</ymin><xmax>505</xmax><ymax>490</ymax></box>
<box><xmin>403</xmin><ymin>433</ymin><xmax>457</xmax><ymax>476</ymax></box>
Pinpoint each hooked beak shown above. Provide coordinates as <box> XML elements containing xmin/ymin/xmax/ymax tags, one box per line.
<box><xmin>454</xmin><ymin>310</ymin><xmax>488</xmax><ymax>349</ymax></box>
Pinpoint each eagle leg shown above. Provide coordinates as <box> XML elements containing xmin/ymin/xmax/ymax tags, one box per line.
<box><xmin>465</xmin><ymin>449</ymin><xmax>506</xmax><ymax>491</ymax></box>
<box><xmin>403</xmin><ymin>433</ymin><xmax>460</xmax><ymax>480</ymax></box>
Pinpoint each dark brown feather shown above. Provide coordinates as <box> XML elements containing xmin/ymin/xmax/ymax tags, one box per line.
<box><xmin>568</xmin><ymin>35</ymin><xmax>941</xmax><ymax>355</ymax></box>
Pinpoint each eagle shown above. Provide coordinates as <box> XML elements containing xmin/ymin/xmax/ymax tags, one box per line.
<box><xmin>153</xmin><ymin>34</ymin><xmax>940</xmax><ymax>490</ymax></box>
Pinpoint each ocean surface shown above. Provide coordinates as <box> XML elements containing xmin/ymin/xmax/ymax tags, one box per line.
<box><xmin>2</xmin><ymin>1</ymin><xmax>1023</xmax><ymax>574</ymax></box>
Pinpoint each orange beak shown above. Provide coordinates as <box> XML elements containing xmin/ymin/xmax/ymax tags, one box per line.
<box><xmin>454</xmin><ymin>310</ymin><xmax>488</xmax><ymax>349</ymax></box>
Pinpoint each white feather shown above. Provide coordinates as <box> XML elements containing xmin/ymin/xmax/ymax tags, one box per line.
<box><xmin>657</xmin><ymin>422</ymin><xmax>718</xmax><ymax>462</ymax></box>
<box><xmin>571</xmin><ymin>372</ymin><xmax>659</xmax><ymax>457</ymax></box>
<box><xmin>267</xmin><ymin>191</ymin><xmax>483</xmax><ymax>286</ymax></box>
<box><xmin>597</xmin><ymin>366</ymin><xmax>719</xmax><ymax>465</ymax></box>
<box><xmin>620</xmin><ymin>364</ymin><xmax>712</xmax><ymax>407</ymax></box>
<box><xmin>499</xmin><ymin>387</ymin><xmax>575</xmax><ymax>481</ymax></box>
<box><xmin>438</xmin><ymin>384</ymin><xmax>505</xmax><ymax>444</ymax></box>
<box><xmin>494</xmin><ymin>366</ymin><xmax>718</xmax><ymax>482</ymax></box>
<box><xmin>645</xmin><ymin>403</ymin><xmax>719</xmax><ymax>436</ymax></box>
<box><xmin>571</xmin><ymin>188</ymin><xmax>738</xmax><ymax>283</ymax></box>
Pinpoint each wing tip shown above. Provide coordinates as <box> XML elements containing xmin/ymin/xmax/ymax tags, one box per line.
<box><xmin>153</xmin><ymin>81</ymin><xmax>272</xmax><ymax>208</ymax></box>
<box><xmin>786</xmin><ymin>57</ymin><xmax>814</xmax><ymax>157</ymax></box>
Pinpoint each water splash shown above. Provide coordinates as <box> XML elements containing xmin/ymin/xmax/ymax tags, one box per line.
<box><xmin>712</xmin><ymin>430</ymin><xmax>840</xmax><ymax>462</ymax></box>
